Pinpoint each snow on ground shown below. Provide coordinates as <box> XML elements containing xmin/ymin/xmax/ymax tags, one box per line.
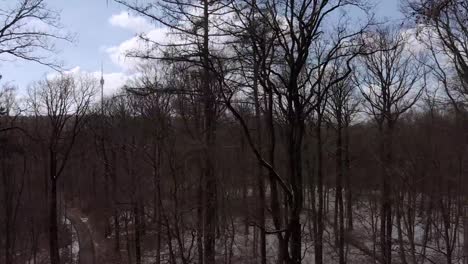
<box><xmin>69</xmin><ymin>190</ymin><xmax>467</xmax><ymax>264</ymax></box>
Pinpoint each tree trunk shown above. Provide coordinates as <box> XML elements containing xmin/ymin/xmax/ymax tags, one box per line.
<box><xmin>253</xmin><ymin>51</ymin><xmax>266</xmax><ymax>264</ymax></box>
<box><xmin>315</xmin><ymin>112</ymin><xmax>324</xmax><ymax>264</ymax></box>
<box><xmin>114</xmin><ymin>209</ymin><xmax>120</xmax><ymax>253</ymax></box>
<box><xmin>344</xmin><ymin>119</ymin><xmax>353</xmax><ymax>231</ymax></box>
<box><xmin>134</xmin><ymin>203</ymin><xmax>142</xmax><ymax>264</ymax></box>
<box><xmin>197</xmin><ymin>172</ymin><xmax>204</xmax><ymax>264</ymax></box>
<box><xmin>463</xmin><ymin>205</ymin><xmax>468</xmax><ymax>264</ymax></box>
<box><xmin>289</xmin><ymin>129</ymin><xmax>303</xmax><ymax>264</ymax></box>
<box><xmin>396</xmin><ymin>195</ymin><xmax>407</xmax><ymax>264</ymax></box>
<box><xmin>2</xmin><ymin>163</ymin><xmax>12</xmax><ymax>264</ymax></box>
<box><xmin>335</xmin><ymin>108</ymin><xmax>345</xmax><ymax>264</ymax></box>
<box><xmin>202</xmin><ymin>0</ymin><xmax>217</xmax><ymax>262</ymax></box>
<box><xmin>380</xmin><ymin>120</ymin><xmax>393</xmax><ymax>264</ymax></box>
<box><xmin>49</xmin><ymin>177</ymin><xmax>60</xmax><ymax>264</ymax></box>
<box><xmin>265</xmin><ymin>87</ymin><xmax>286</xmax><ymax>263</ymax></box>
<box><xmin>154</xmin><ymin>149</ymin><xmax>162</xmax><ymax>264</ymax></box>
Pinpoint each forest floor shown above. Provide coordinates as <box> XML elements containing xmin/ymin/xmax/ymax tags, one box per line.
<box><xmin>58</xmin><ymin>192</ymin><xmax>466</xmax><ymax>264</ymax></box>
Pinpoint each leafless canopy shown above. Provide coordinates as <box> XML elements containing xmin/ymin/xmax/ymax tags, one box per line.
<box><xmin>404</xmin><ymin>0</ymin><xmax>468</xmax><ymax>107</ymax></box>
<box><xmin>0</xmin><ymin>0</ymin><xmax>71</xmax><ymax>70</ymax></box>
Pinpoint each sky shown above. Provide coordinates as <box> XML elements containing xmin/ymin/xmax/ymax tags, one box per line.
<box><xmin>0</xmin><ymin>0</ymin><xmax>403</xmax><ymax>96</ymax></box>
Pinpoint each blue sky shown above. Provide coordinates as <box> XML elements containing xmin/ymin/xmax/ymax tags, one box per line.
<box><xmin>1</xmin><ymin>0</ymin><xmax>138</xmax><ymax>95</ymax></box>
<box><xmin>1</xmin><ymin>0</ymin><xmax>403</xmax><ymax>95</ymax></box>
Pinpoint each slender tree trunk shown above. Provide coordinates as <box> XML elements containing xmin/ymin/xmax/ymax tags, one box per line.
<box><xmin>111</xmin><ymin>150</ymin><xmax>120</xmax><ymax>255</ymax></box>
<box><xmin>49</xmin><ymin>176</ymin><xmax>60</xmax><ymax>264</ymax></box>
<box><xmin>4</xmin><ymin>213</ymin><xmax>11</xmax><ymax>264</ymax></box>
<box><xmin>464</xmin><ymin>204</ymin><xmax>468</xmax><ymax>264</ymax></box>
<box><xmin>125</xmin><ymin>213</ymin><xmax>133</xmax><ymax>264</ymax></box>
<box><xmin>265</xmin><ymin>87</ymin><xmax>286</xmax><ymax>263</ymax></box>
<box><xmin>289</xmin><ymin>122</ymin><xmax>304</xmax><ymax>264</ymax></box>
<box><xmin>103</xmin><ymin>143</ymin><xmax>111</xmax><ymax>237</ymax></box>
<box><xmin>154</xmin><ymin>146</ymin><xmax>162</xmax><ymax>264</ymax></box>
<box><xmin>134</xmin><ymin>202</ymin><xmax>142</xmax><ymax>264</ymax></box>
<box><xmin>396</xmin><ymin>194</ymin><xmax>407</xmax><ymax>264</ymax></box>
<box><xmin>386</xmin><ymin>124</ymin><xmax>393</xmax><ymax>264</ymax></box>
<box><xmin>197</xmin><ymin>171</ymin><xmax>204</xmax><ymax>264</ymax></box>
<box><xmin>202</xmin><ymin>0</ymin><xmax>217</xmax><ymax>262</ymax></box>
<box><xmin>253</xmin><ymin>52</ymin><xmax>266</xmax><ymax>264</ymax></box>
<box><xmin>155</xmin><ymin>196</ymin><xmax>161</xmax><ymax>264</ymax></box>
<box><xmin>315</xmin><ymin>112</ymin><xmax>324</xmax><ymax>264</ymax></box>
<box><xmin>114</xmin><ymin>209</ymin><xmax>120</xmax><ymax>253</ymax></box>
<box><xmin>2</xmin><ymin>162</ymin><xmax>12</xmax><ymax>264</ymax></box>
<box><xmin>344</xmin><ymin>119</ymin><xmax>353</xmax><ymax>231</ymax></box>
<box><xmin>379</xmin><ymin>118</ymin><xmax>393</xmax><ymax>264</ymax></box>
<box><xmin>4</xmin><ymin>206</ymin><xmax>12</xmax><ymax>264</ymax></box>
<box><xmin>139</xmin><ymin>201</ymin><xmax>145</xmax><ymax>235</ymax></box>
<box><xmin>335</xmin><ymin>108</ymin><xmax>345</xmax><ymax>264</ymax></box>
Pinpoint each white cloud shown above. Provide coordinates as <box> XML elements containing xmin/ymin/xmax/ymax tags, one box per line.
<box><xmin>109</xmin><ymin>11</ymin><xmax>154</xmax><ymax>33</ymax></box>
<box><xmin>105</xmin><ymin>27</ymin><xmax>170</xmax><ymax>72</ymax></box>
<box><xmin>47</xmin><ymin>66</ymin><xmax>134</xmax><ymax>96</ymax></box>
<box><xmin>105</xmin><ymin>5</ymin><xmax>230</xmax><ymax>72</ymax></box>
<box><xmin>100</xmin><ymin>71</ymin><xmax>133</xmax><ymax>96</ymax></box>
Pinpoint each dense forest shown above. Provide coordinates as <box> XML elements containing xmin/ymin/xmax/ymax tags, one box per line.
<box><xmin>1</xmin><ymin>0</ymin><xmax>468</xmax><ymax>264</ymax></box>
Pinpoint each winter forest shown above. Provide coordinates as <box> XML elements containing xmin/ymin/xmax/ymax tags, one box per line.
<box><xmin>1</xmin><ymin>0</ymin><xmax>468</xmax><ymax>263</ymax></box>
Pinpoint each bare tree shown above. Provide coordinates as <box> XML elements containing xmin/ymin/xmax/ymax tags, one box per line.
<box><xmin>27</xmin><ymin>74</ymin><xmax>96</xmax><ymax>264</ymax></box>
<box><xmin>354</xmin><ymin>25</ymin><xmax>426</xmax><ymax>264</ymax></box>
<box><xmin>0</xmin><ymin>0</ymin><xmax>71</xmax><ymax>69</ymax></box>
<box><xmin>111</xmin><ymin>0</ymin><xmax>232</xmax><ymax>262</ymax></box>
<box><xmin>219</xmin><ymin>1</ymin><xmax>371</xmax><ymax>263</ymax></box>
<box><xmin>405</xmin><ymin>0</ymin><xmax>467</xmax><ymax>97</ymax></box>
<box><xmin>327</xmin><ymin>65</ymin><xmax>358</xmax><ymax>264</ymax></box>
<box><xmin>0</xmin><ymin>85</ymin><xmax>27</xmax><ymax>264</ymax></box>
<box><xmin>404</xmin><ymin>2</ymin><xmax>468</xmax><ymax>262</ymax></box>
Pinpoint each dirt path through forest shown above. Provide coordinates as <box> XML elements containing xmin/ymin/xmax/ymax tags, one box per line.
<box><xmin>66</xmin><ymin>208</ymin><xmax>96</xmax><ymax>264</ymax></box>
